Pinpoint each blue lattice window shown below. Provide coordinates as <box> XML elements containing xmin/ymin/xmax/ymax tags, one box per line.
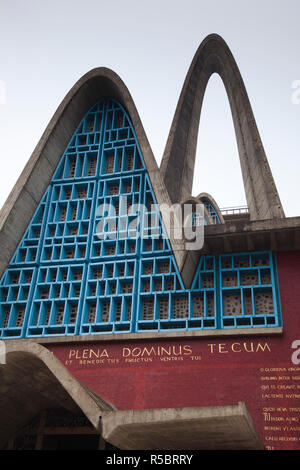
<box><xmin>220</xmin><ymin>252</ymin><xmax>280</xmax><ymax>328</ymax></box>
<box><xmin>203</xmin><ymin>201</ymin><xmax>221</xmax><ymax>224</ymax></box>
<box><xmin>191</xmin><ymin>212</ymin><xmax>207</xmax><ymax>227</ymax></box>
<box><xmin>26</xmin><ymin>264</ymin><xmax>86</xmax><ymax>337</ymax></box>
<box><xmin>0</xmin><ymin>268</ymin><xmax>36</xmax><ymax>337</ymax></box>
<box><xmin>80</xmin><ymin>260</ymin><xmax>137</xmax><ymax>334</ymax></box>
<box><xmin>137</xmin><ymin>256</ymin><xmax>186</xmax><ymax>331</ymax></box>
<box><xmin>0</xmin><ymin>98</ymin><xmax>282</xmax><ymax>339</ymax></box>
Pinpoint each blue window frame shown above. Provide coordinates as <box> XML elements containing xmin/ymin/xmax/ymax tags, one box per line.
<box><xmin>0</xmin><ymin>99</ymin><xmax>282</xmax><ymax>338</ymax></box>
<box><xmin>219</xmin><ymin>252</ymin><xmax>281</xmax><ymax>328</ymax></box>
<box><xmin>192</xmin><ymin>212</ymin><xmax>207</xmax><ymax>227</ymax></box>
<box><xmin>203</xmin><ymin>201</ymin><xmax>221</xmax><ymax>224</ymax></box>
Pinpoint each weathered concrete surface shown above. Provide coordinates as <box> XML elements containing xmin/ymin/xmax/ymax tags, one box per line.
<box><xmin>0</xmin><ymin>340</ymin><xmax>114</xmax><ymax>447</ymax></box>
<box><xmin>101</xmin><ymin>402</ymin><xmax>264</xmax><ymax>450</ymax></box>
<box><xmin>201</xmin><ymin>215</ymin><xmax>300</xmax><ymax>254</ymax></box>
<box><xmin>160</xmin><ymin>34</ymin><xmax>284</xmax><ymax>221</ymax></box>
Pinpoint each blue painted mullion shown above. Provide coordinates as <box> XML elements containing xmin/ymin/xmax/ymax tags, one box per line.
<box><xmin>215</xmin><ymin>255</ymin><xmax>222</xmax><ymax>329</ymax></box>
<box><xmin>22</xmin><ymin>267</ymin><xmax>39</xmax><ymax>338</ymax></box>
<box><xmin>130</xmin><ymin>172</ymin><xmax>145</xmax><ymax>333</ymax></box>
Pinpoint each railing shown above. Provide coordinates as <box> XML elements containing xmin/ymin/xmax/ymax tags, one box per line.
<box><xmin>220</xmin><ymin>205</ymin><xmax>249</xmax><ymax>215</ymax></box>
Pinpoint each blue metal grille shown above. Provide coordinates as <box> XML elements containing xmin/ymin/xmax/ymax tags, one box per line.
<box><xmin>0</xmin><ymin>99</ymin><xmax>282</xmax><ymax>338</ymax></box>
<box><xmin>220</xmin><ymin>252</ymin><xmax>280</xmax><ymax>328</ymax></box>
<box><xmin>192</xmin><ymin>212</ymin><xmax>207</xmax><ymax>227</ymax></box>
<box><xmin>203</xmin><ymin>201</ymin><xmax>221</xmax><ymax>224</ymax></box>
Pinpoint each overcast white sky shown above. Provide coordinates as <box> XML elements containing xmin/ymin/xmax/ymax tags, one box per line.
<box><xmin>0</xmin><ymin>0</ymin><xmax>299</xmax><ymax>216</ymax></box>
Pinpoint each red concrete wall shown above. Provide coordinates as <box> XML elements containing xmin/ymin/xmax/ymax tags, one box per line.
<box><xmin>47</xmin><ymin>251</ymin><xmax>300</xmax><ymax>450</ymax></box>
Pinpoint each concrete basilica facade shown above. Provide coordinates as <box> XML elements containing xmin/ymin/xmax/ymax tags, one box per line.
<box><xmin>0</xmin><ymin>35</ymin><xmax>299</xmax><ymax>450</ymax></box>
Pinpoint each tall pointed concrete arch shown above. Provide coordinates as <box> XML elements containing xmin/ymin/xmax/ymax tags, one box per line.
<box><xmin>160</xmin><ymin>34</ymin><xmax>284</xmax><ymax>221</ymax></box>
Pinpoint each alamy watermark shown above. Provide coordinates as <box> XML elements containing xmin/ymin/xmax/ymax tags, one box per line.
<box><xmin>291</xmin><ymin>340</ymin><xmax>300</xmax><ymax>365</ymax></box>
<box><xmin>291</xmin><ymin>80</ymin><xmax>300</xmax><ymax>104</ymax></box>
<box><xmin>0</xmin><ymin>80</ymin><xmax>6</xmax><ymax>104</ymax></box>
<box><xmin>0</xmin><ymin>340</ymin><xmax>6</xmax><ymax>365</ymax></box>
<box><xmin>95</xmin><ymin>198</ymin><xmax>205</xmax><ymax>250</ymax></box>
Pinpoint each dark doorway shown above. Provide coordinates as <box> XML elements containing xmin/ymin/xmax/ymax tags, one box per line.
<box><xmin>3</xmin><ymin>408</ymin><xmax>118</xmax><ymax>450</ymax></box>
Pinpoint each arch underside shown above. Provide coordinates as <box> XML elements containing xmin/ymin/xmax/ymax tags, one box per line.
<box><xmin>0</xmin><ymin>341</ymin><xmax>114</xmax><ymax>447</ymax></box>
